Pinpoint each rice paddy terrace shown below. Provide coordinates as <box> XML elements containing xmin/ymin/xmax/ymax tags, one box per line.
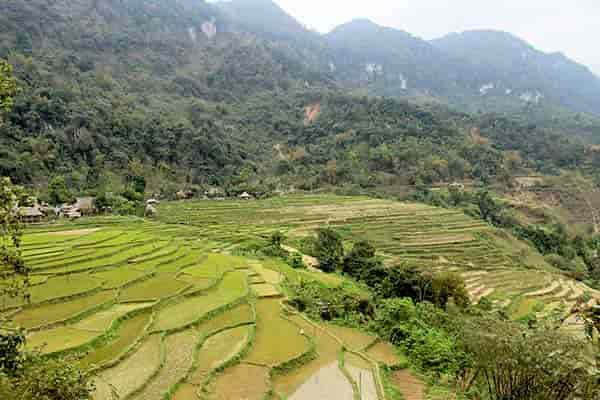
<box><xmin>158</xmin><ymin>195</ymin><xmax>600</xmax><ymax>317</ymax></box>
<box><xmin>2</xmin><ymin>195</ymin><xmax>598</xmax><ymax>400</ymax></box>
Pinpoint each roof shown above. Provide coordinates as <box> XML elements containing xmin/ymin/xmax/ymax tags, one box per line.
<box><xmin>20</xmin><ymin>207</ymin><xmax>43</xmax><ymax>217</ymax></box>
<box><xmin>75</xmin><ymin>197</ymin><xmax>95</xmax><ymax>210</ymax></box>
<box><xmin>239</xmin><ymin>192</ymin><xmax>252</xmax><ymax>198</ymax></box>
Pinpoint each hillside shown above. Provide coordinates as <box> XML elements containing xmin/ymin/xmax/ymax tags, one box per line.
<box><xmin>432</xmin><ymin>30</ymin><xmax>600</xmax><ymax>115</ymax></box>
<box><xmin>1</xmin><ymin>0</ymin><xmax>600</xmax><ymax>199</ymax></box>
<box><xmin>3</xmin><ymin>195</ymin><xmax>598</xmax><ymax>399</ymax></box>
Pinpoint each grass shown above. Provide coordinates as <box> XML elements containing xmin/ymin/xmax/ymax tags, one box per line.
<box><xmin>251</xmin><ymin>283</ymin><xmax>282</xmax><ymax>297</ymax></box>
<box><xmin>365</xmin><ymin>341</ymin><xmax>408</xmax><ymax>368</ymax></box>
<box><xmin>245</xmin><ymin>298</ymin><xmax>310</xmax><ymax>366</ymax></box>
<box><xmin>196</xmin><ymin>303</ymin><xmax>255</xmax><ymax>336</ymax></box>
<box><xmin>272</xmin><ymin>315</ymin><xmax>343</xmax><ymax>397</ymax></box>
<box><xmin>181</xmin><ymin>253</ymin><xmax>245</xmax><ymax>278</ymax></box>
<box><xmin>151</xmin><ymin>271</ymin><xmax>248</xmax><ymax>332</ymax></box>
<box><xmin>131</xmin><ymin>329</ymin><xmax>198</xmax><ymax>400</ymax></box>
<box><xmin>208</xmin><ymin>363</ymin><xmax>269</xmax><ymax>400</ymax></box>
<box><xmin>77</xmin><ymin>311</ymin><xmax>152</xmax><ymax>370</ymax></box>
<box><xmin>92</xmin><ymin>267</ymin><xmax>148</xmax><ymax>289</ymax></box>
<box><xmin>119</xmin><ymin>273</ymin><xmax>189</xmax><ymax>302</ymax></box>
<box><xmin>325</xmin><ymin>324</ymin><xmax>377</xmax><ymax>351</ymax></box>
<box><xmin>73</xmin><ymin>302</ymin><xmax>153</xmax><ymax>332</ymax></box>
<box><xmin>96</xmin><ymin>334</ymin><xmax>163</xmax><ymax>399</ymax></box>
<box><xmin>11</xmin><ymin>290</ymin><xmax>116</xmax><ymax>329</ymax></box>
<box><xmin>189</xmin><ymin>326</ymin><xmax>251</xmax><ymax>385</ymax></box>
<box><xmin>26</xmin><ymin>326</ymin><xmax>99</xmax><ymax>355</ymax></box>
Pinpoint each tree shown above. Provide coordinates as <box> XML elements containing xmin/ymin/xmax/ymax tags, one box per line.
<box><xmin>0</xmin><ymin>179</ymin><xmax>92</xmax><ymax>399</ymax></box>
<box><xmin>431</xmin><ymin>272</ymin><xmax>470</xmax><ymax>309</ymax></box>
<box><xmin>269</xmin><ymin>231</ymin><xmax>285</xmax><ymax>248</ymax></box>
<box><xmin>314</xmin><ymin>228</ymin><xmax>344</xmax><ymax>273</ymax></box>
<box><xmin>48</xmin><ymin>176</ymin><xmax>74</xmax><ymax>205</ymax></box>
<box><xmin>476</xmin><ymin>190</ymin><xmax>499</xmax><ymax>222</ymax></box>
<box><xmin>1</xmin><ymin>354</ymin><xmax>92</xmax><ymax>400</ymax></box>
<box><xmin>132</xmin><ymin>175</ymin><xmax>146</xmax><ymax>195</ymax></box>
<box><xmin>342</xmin><ymin>241</ymin><xmax>379</xmax><ymax>277</ymax></box>
<box><xmin>463</xmin><ymin>319</ymin><xmax>599</xmax><ymax>399</ymax></box>
<box><xmin>0</xmin><ymin>60</ymin><xmax>19</xmax><ymax>115</ymax></box>
<box><xmin>0</xmin><ymin>177</ymin><xmax>29</xmax><ymax>314</ymax></box>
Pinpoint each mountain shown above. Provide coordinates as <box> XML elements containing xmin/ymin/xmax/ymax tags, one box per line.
<box><xmin>432</xmin><ymin>30</ymin><xmax>600</xmax><ymax>115</ymax></box>
<box><xmin>0</xmin><ymin>0</ymin><xmax>598</xmax><ymax>196</ymax></box>
<box><xmin>324</xmin><ymin>19</ymin><xmax>473</xmax><ymax>98</ymax></box>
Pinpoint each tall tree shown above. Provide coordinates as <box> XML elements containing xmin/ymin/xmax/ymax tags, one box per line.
<box><xmin>0</xmin><ymin>177</ymin><xmax>29</xmax><ymax>316</ymax></box>
<box><xmin>0</xmin><ymin>60</ymin><xmax>18</xmax><ymax>115</ymax></box>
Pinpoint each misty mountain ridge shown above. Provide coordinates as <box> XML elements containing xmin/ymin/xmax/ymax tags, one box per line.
<box><xmin>211</xmin><ymin>0</ymin><xmax>600</xmax><ymax>115</ymax></box>
<box><xmin>1</xmin><ymin>0</ymin><xmax>599</xmax><ymax>118</ymax></box>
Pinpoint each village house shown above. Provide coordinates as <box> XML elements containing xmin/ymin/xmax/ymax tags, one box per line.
<box><xmin>61</xmin><ymin>205</ymin><xmax>82</xmax><ymax>219</ymax></box>
<box><xmin>75</xmin><ymin>197</ymin><xmax>96</xmax><ymax>215</ymax></box>
<box><xmin>239</xmin><ymin>191</ymin><xmax>253</xmax><ymax>200</ymax></box>
<box><xmin>19</xmin><ymin>206</ymin><xmax>44</xmax><ymax>224</ymax></box>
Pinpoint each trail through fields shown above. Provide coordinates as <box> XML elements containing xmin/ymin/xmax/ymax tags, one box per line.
<box><xmin>393</xmin><ymin>370</ymin><xmax>424</xmax><ymax>400</ymax></box>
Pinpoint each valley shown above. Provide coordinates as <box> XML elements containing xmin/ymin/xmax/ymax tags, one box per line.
<box><xmin>2</xmin><ymin>195</ymin><xmax>598</xmax><ymax>399</ymax></box>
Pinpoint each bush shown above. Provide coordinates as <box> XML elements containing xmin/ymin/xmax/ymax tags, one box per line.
<box><xmin>342</xmin><ymin>241</ymin><xmax>379</xmax><ymax>277</ymax></box>
<box><xmin>288</xmin><ymin>253</ymin><xmax>305</xmax><ymax>269</ymax></box>
<box><xmin>289</xmin><ymin>280</ymin><xmax>374</xmax><ymax>324</ymax></box>
<box><xmin>314</xmin><ymin>228</ymin><xmax>344</xmax><ymax>272</ymax></box>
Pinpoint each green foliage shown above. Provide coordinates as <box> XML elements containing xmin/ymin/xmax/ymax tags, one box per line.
<box><xmin>463</xmin><ymin>318</ymin><xmax>599</xmax><ymax>399</ymax></box>
<box><xmin>48</xmin><ymin>176</ymin><xmax>74</xmax><ymax>205</ymax></box>
<box><xmin>288</xmin><ymin>279</ymin><xmax>374</xmax><ymax>324</ymax></box>
<box><xmin>269</xmin><ymin>231</ymin><xmax>285</xmax><ymax>247</ymax></box>
<box><xmin>372</xmin><ymin>298</ymin><xmax>467</xmax><ymax>375</ymax></box>
<box><xmin>314</xmin><ymin>228</ymin><xmax>344</xmax><ymax>272</ymax></box>
<box><xmin>0</xmin><ymin>177</ymin><xmax>28</xmax><ymax>317</ymax></box>
<box><xmin>0</xmin><ymin>60</ymin><xmax>18</xmax><ymax>115</ymax></box>
<box><xmin>131</xmin><ymin>175</ymin><xmax>146</xmax><ymax>195</ymax></box>
<box><xmin>342</xmin><ymin>240</ymin><xmax>379</xmax><ymax>277</ymax></box>
<box><xmin>431</xmin><ymin>272</ymin><xmax>470</xmax><ymax>309</ymax></box>
<box><xmin>0</xmin><ymin>354</ymin><xmax>92</xmax><ymax>400</ymax></box>
<box><xmin>476</xmin><ymin>190</ymin><xmax>499</xmax><ymax>222</ymax></box>
<box><xmin>288</xmin><ymin>252</ymin><xmax>305</xmax><ymax>269</ymax></box>
<box><xmin>0</xmin><ymin>331</ymin><xmax>25</xmax><ymax>375</ymax></box>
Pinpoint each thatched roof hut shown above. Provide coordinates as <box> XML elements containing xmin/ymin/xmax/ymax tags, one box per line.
<box><xmin>75</xmin><ymin>197</ymin><xmax>95</xmax><ymax>215</ymax></box>
<box><xmin>19</xmin><ymin>207</ymin><xmax>44</xmax><ymax>223</ymax></box>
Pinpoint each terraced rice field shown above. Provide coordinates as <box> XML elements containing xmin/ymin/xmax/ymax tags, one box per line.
<box><xmin>5</xmin><ymin>194</ymin><xmax>598</xmax><ymax>399</ymax></box>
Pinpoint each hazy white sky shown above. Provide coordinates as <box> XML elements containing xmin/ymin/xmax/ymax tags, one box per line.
<box><xmin>271</xmin><ymin>0</ymin><xmax>600</xmax><ymax>75</ymax></box>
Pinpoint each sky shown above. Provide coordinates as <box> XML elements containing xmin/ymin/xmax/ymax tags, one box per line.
<box><xmin>271</xmin><ymin>0</ymin><xmax>600</xmax><ymax>76</ymax></box>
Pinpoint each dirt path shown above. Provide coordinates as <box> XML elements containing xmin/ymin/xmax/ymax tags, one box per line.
<box><xmin>47</xmin><ymin>228</ymin><xmax>100</xmax><ymax>236</ymax></box>
<box><xmin>392</xmin><ymin>370</ymin><xmax>424</xmax><ymax>400</ymax></box>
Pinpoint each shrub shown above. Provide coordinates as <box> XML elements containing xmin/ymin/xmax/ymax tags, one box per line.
<box><xmin>288</xmin><ymin>253</ymin><xmax>305</xmax><ymax>269</ymax></box>
<box><xmin>314</xmin><ymin>228</ymin><xmax>344</xmax><ymax>272</ymax></box>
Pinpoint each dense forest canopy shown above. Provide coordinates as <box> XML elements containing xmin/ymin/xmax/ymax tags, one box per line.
<box><xmin>0</xmin><ymin>0</ymin><xmax>598</xmax><ymax>199</ymax></box>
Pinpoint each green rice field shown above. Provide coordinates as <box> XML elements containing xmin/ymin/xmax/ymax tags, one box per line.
<box><xmin>3</xmin><ymin>194</ymin><xmax>597</xmax><ymax>399</ymax></box>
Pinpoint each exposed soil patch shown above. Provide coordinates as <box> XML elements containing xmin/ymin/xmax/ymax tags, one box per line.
<box><xmin>392</xmin><ymin>369</ymin><xmax>424</xmax><ymax>400</ymax></box>
<box><xmin>47</xmin><ymin>228</ymin><xmax>101</xmax><ymax>236</ymax></box>
<box><xmin>303</xmin><ymin>103</ymin><xmax>321</xmax><ymax>125</ymax></box>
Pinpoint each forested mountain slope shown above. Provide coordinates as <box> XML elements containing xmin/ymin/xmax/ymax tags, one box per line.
<box><xmin>0</xmin><ymin>0</ymin><xmax>598</xmax><ymax>198</ymax></box>
<box><xmin>432</xmin><ymin>30</ymin><xmax>600</xmax><ymax>115</ymax></box>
